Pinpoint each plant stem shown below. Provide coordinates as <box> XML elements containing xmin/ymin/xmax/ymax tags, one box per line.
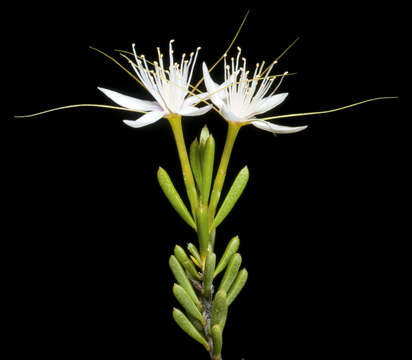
<box><xmin>208</xmin><ymin>122</ymin><xmax>241</xmax><ymax>222</ymax></box>
<box><xmin>195</xmin><ymin>275</ymin><xmax>216</xmax><ymax>360</ymax></box>
<box><xmin>167</xmin><ymin>115</ymin><xmax>199</xmax><ymax>218</ymax></box>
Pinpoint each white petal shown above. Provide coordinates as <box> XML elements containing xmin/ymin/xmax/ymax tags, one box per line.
<box><xmin>220</xmin><ymin>104</ymin><xmax>244</xmax><ymax>123</ymax></box>
<box><xmin>98</xmin><ymin>87</ymin><xmax>161</xmax><ymax>112</ymax></box>
<box><xmin>123</xmin><ymin>110</ymin><xmax>165</xmax><ymax>128</ymax></box>
<box><xmin>252</xmin><ymin>120</ymin><xmax>308</xmax><ymax>134</ymax></box>
<box><xmin>202</xmin><ymin>62</ymin><xmax>225</xmax><ymax>107</ymax></box>
<box><xmin>256</xmin><ymin>93</ymin><xmax>288</xmax><ymax>115</ymax></box>
<box><xmin>179</xmin><ymin>105</ymin><xmax>213</xmax><ymax>117</ymax></box>
<box><xmin>183</xmin><ymin>92</ymin><xmax>211</xmax><ymax>107</ymax></box>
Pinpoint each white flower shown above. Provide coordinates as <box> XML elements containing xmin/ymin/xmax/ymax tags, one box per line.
<box><xmin>202</xmin><ymin>48</ymin><xmax>307</xmax><ymax>134</ymax></box>
<box><xmin>98</xmin><ymin>40</ymin><xmax>212</xmax><ymax>128</ymax></box>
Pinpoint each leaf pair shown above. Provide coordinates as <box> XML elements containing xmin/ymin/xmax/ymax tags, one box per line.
<box><xmin>215</xmin><ymin>236</ymin><xmax>248</xmax><ymax>305</ymax></box>
<box><xmin>158</xmin><ymin>127</ymin><xmax>249</xmax><ymax>234</ymax></box>
<box><xmin>221</xmin><ymin>253</ymin><xmax>248</xmax><ymax>306</ymax></box>
<box><xmin>169</xmin><ymin>254</ymin><xmax>202</xmax><ymax>310</ymax></box>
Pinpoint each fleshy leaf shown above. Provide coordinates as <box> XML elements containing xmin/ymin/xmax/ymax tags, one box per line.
<box><xmin>173</xmin><ymin>284</ymin><xmax>205</xmax><ymax>325</ymax></box>
<box><xmin>190</xmin><ymin>138</ymin><xmax>203</xmax><ymax>189</ymax></box>
<box><xmin>213</xmin><ymin>166</ymin><xmax>249</xmax><ymax>229</ymax></box>
<box><xmin>197</xmin><ymin>203</ymin><xmax>210</xmax><ymax>262</ymax></box>
<box><xmin>211</xmin><ymin>324</ymin><xmax>223</xmax><ymax>360</ymax></box>
<box><xmin>218</xmin><ymin>253</ymin><xmax>242</xmax><ymax>294</ymax></box>
<box><xmin>210</xmin><ymin>289</ymin><xmax>228</xmax><ymax>330</ymax></box>
<box><xmin>203</xmin><ymin>252</ymin><xmax>216</xmax><ymax>299</ymax></box>
<box><xmin>201</xmin><ymin>135</ymin><xmax>215</xmax><ymax>204</ymax></box>
<box><xmin>227</xmin><ymin>268</ymin><xmax>248</xmax><ymax>305</ymax></box>
<box><xmin>174</xmin><ymin>245</ymin><xmax>201</xmax><ymax>280</ymax></box>
<box><xmin>173</xmin><ymin>308</ymin><xmax>209</xmax><ymax>350</ymax></box>
<box><xmin>157</xmin><ymin>167</ymin><xmax>196</xmax><ymax>230</ymax></box>
<box><xmin>187</xmin><ymin>313</ymin><xmax>205</xmax><ymax>334</ymax></box>
<box><xmin>214</xmin><ymin>236</ymin><xmax>240</xmax><ymax>278</ymax></box>
<box><xmin>169</xmin><ymin>255</ymin><xmax>202</xmax><ymax>310</ymax></box>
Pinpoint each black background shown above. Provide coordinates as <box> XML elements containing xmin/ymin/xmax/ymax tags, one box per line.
<box><xmin>6</xmin><ymin>1</ymin><xmax>406</xmax><ymax>359</ymax></box>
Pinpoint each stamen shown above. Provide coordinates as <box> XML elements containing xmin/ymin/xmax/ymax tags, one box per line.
<box><xmin>169</xmin><ymin>39</ymin><xmax>175</xmax><ymax>68</ymax></box>
<box><xmin>14</xmin><ymin>103</ymin><xmax>148</xmax><ymax>118</ymax></box>
<box><xmin>89</xmin><ymin>46</ymin><xmax>144</xmax><ymax>88</ymax></box>
<box><xmin>235</xmin><ymin>47</ymin><xmax>242</xmax><ymax>72</ymax></box>
<box><xmin>259</xmin><ymin>97</ymin><xmax>398</xmax><ymax>121</ymax></box>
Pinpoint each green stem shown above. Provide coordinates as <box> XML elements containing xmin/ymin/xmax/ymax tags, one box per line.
<box><xmin>167</xmin><ymin>115</ymin><xmax>199</xmax><ymax>217</ymax></box>
<box><xmin>208</xmin><ymin>122</ymin><xmax>241</xmax><ymax>222</ymax></box>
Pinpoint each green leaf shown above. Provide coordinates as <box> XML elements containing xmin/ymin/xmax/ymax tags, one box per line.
<box><xmin>214</xmin><ymin>236</ymin><xmax>240</xmax><ymax>278</ymax></box>
<box><xmin>227</xmin><ymin>268</ymin><xmax>248</xmax><ymax>305</ymax></box>
<box><xmin>203</xmin><ymin>252</ymin><xmax>216</xmax><ymax>299</ymax></box>
<box><xmin>212</xmin><ymin>166</ymin><xmax>249</xmax><ymax>229</ymax></box>
<box><xmin>169</xmin><ymin>255</ymin><xmax>202</xmax><ymax>310</ymax></box>
<box><xmin>190</xmin><ymin>138</ymin><xmax>203</xmax><ymax>189</ymax></box>
<box><xmin>187</xmin><ymin>243</ymin><xmax>202</xmax><ymax>267</ymax></box>
<box><xmin>157</xmin><ymin>167</ymin><xmax>197</xmax><ymax>230</ymax></box>
<box><xmin>197</xmin><ymin>203</ymin><xmax>210</xmax><ymax>262</ymax></box>
<box><xmin>187</xmin><ymin>313</ymin><xmax>205</xmax><ymax>334</ymax></box>
<box><xmin>173</xmin><ymin>284</ymin><xmax>205</xmax><ymax>325</ymax></box>
<box><xmin>201</xmin><ymin>135</ymin><xmax>215</xmax><ymax>204</ymax></box>
<box><xmin>210</xmin><ymin>289</ymin><xmax>228</xmax><ymax>330</ymax></box>
<box><xmin>211</xmin><ymin>324</ymin><xmax>223</xmax><ymax>360</ymax></box>
<box><xmin>218</xmin><ymin>253</ymin><xmax>242</xmax><ymax>294</ymax></box>
<box><xmin>173</xmin><ymin>308</ymin><xmax>209</xmax><ymax>350</ymax></box>
<box><xmin>174</xmin><ymin>245</ymin><xmax>201</xmax><ymax>280</ymax></box>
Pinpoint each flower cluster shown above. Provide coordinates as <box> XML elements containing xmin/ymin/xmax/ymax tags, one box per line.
<box><xmin>99</xmin><ymin>40</ymin><xmax>307</xmax><ymax>135</ymax></box>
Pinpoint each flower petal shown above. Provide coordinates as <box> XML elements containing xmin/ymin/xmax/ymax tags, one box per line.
<box><xmin>252</xmin><ymin>120</ymin><xmax>308</xmax><ymax>134</ymax></box>
<box><xmin>183</xmin><ymin>92</ymin><xmax>211</xmax><ymax>107</ymax></box>
<box><xmin>220</xmin><ymin>104</ymin><xmax>244</xmax><ymax>123</ymax></box>
<box><xmin>202</xmin><ymin>62</ymin><xmax>225</xmax><ymax>108</ymax></box>
<box><xmin>123</xmin><ymin>110</ymin><xmax>165</xmax><ymax>128</ymax></box>
<box><xmin>98</xmin><ymin>87</ymin><xmax>161</xmax><ymax>112</ymax></box>
<box><xmin>255</xmin><ymin>93</ymin><xmax>288</xmax><ymax>115</ymax></box>
<box><xmin>179</xmin><ymin>105</ymin><xmax>213</xmax><ymax>117</ymax></box>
